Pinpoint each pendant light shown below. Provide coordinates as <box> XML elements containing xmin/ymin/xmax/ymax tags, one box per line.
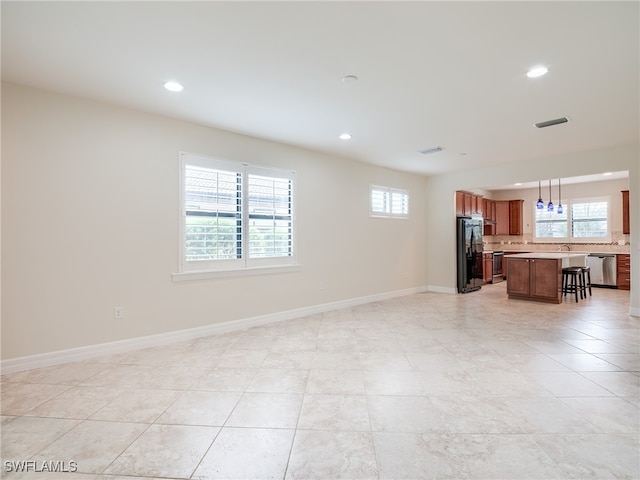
<box><xmin>547</xmin><ymin>179</ymin><xmax>554</xmax><ymax>212</ymax></box>
<box><xmin>536</xmin><ymin>181</ymin><xmax>544</xmax><ymax>209</ymax></box>
<box><xmin>557</xmin><ymin>178</ymin><xmax>563</xmax><ymax>214</ymax></box>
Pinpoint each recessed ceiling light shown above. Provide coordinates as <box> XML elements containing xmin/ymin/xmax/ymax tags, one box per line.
<box><xmin>342</xmin><ymin>75</ymin><xmax>358</xmax><ymax>83</ymax></box>
<box><xmin>339</xmin><ymin>133</ymin><xmax>352</xmax><ymax>140</ymax></box>
<box><xmin>603</xmin><ymin>172</ymin><xmax>613</xmax><ymax>176</ymax></box>
<box><xmin>515</xmin><ymin>183</ymin><xmax>523</xmax><ymax>186</ymax></box>
<box><xmin>527</xmin><ymin>66</ymin><xmax>548</xmax><ymax>78</ymax></box>
<box><xmin>164</xmin><ymin>81</ymin><xmax>184</xmax><ymax>92</ymax></box>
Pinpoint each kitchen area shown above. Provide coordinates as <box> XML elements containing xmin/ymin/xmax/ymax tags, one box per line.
<box><xmin>456</xmin><ymin>172</ymin><xmax>631</xmax><ymax>302</ymax></box>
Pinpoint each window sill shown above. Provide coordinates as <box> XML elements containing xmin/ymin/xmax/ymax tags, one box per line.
<box><xmin>171</xmin><ymin>264</ymin><xmax>302</xmax><ymax>282</ymax></box>
<box><xmin>370</xmin><ymin>215</ymin><xmax>409</xmax><ymax>220</ymax></box>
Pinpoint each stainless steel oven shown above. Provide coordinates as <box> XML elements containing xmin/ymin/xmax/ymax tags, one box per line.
<box><xmin>492</xmin><ymin>251</ymin><xmax>504</xmax><ymax>283</ymax></box>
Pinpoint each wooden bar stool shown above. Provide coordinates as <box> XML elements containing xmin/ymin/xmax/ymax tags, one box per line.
<box><xmin>581</xmin><ymin>266</ymin><xmax>592</xmax><ymax>297</ymax></box>
<box><xmin>562</xmin><ymin>267</ymin><xmax>584</xmax><ymax>302</ymax></box>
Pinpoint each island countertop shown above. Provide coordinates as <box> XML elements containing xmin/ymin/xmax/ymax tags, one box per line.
<box><xmin>506</xmin><ymin>252</ymin><xmax>588</xmax><ymax>260</ymax></box>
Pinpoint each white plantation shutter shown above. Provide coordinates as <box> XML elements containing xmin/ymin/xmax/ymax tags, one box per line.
<box><xmin>246</xmin><ymin>166</ymin><xmax>294</xmax><ymax>262</ymax></box>
<box><xmin>184</xmin><ymin>164</ymin><xmax>242</xmax><ymax>261</ymax></box>
<box><xmin>391</xmin><ymin>188</ymin><xmax>409</xmax><ymax>217</ymax></box>
<box><xmin>180</xmin><ymin>153</ymin><xmax>295</xmax><ymax>272</ymax></box>
<box><xmin>371</xmin><ymin>186</ymin><xmax>390</xmax><ymax>216</ymax></box>
<box><xmin>371</xmin><ymin>185</ymin><xmax>409</xmax><ymax>218</ymax></box>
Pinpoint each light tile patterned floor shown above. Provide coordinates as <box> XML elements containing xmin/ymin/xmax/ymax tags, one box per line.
<box><xmin>1</xmin><ymin>283</ymin><xmax>639</xmax><ymax>479</ymax></box>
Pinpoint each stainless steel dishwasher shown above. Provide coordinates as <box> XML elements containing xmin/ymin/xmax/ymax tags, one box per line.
<box><xmin>586</xmin><ymin>253</ymin><xmax>617</xmax><ymax>287</ymax></box>
<box><xmin>492</xmin><ymin>251</ymin><xmax>504</xmax><ymax>283</ymax></box>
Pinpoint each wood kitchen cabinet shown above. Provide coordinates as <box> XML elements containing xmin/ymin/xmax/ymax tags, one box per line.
<box><xmin>622</xmin><ymin>190</ymin><xmax>630</xmax><ymax>235</ymax></box>
<box><xmin>495</xmin><ymin>200</ymin><xmax>523</xmax><ymax>236</ymax></box>
<box><xmin>483</xmin><ymin>252</ymin><xmax>493</xmax><ymax>284</ymax></box>
<box><xmin>495</xmin><ymin>201</ymin><xmax>510</xmax><ymax>235</ymax></box>
<box><xmin>455</xmin><ymin>191</ymin><xmax>465</xmax><ymax>216</ymax></box>
<box><xmin>506</xmin><ymin>257</ymin><xmax>562</xmax><ymax>303</ymax></box>
<box><xmin>483</xmin><ymin>198</ymin><xmax>496</xmax><ymax>222</ymax></box>
<box><xmin>475</xmin><ymin>195</ymin><xmax>483</xmax><ymax>216</ymax></box>
<box><xmin>617</xmin><ymin>254</ymin><xmax>630</xmax><ymax>290</ymax></box>
<box><xmin>455</xmin><ymin>191</ymin><xmax>483</xmax><ymax>217</ymax></box>
<box><xmin>464</xmin><ymin>193</ymin><xmax>473</xmax><ymax>216</ymax></box>
<box><xmin>483</xmin><ymin>199</ymin><xmax>496</xmax><ymax>236</ymax></box>
<box><xmin>509</xmin><ymin>200</ymin><xmax>524</xmax><ymax>235</ymax></box>
<box><xmin>501</xmin><ymin>251</ymin><xmax>522</xmax><ymax>280</ymax></box>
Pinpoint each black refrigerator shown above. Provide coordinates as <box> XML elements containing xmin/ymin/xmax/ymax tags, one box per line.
<box><xmin>456</xmin><ymin>216</ymin><xmax>484</xmax><ymax>293</ymax></box>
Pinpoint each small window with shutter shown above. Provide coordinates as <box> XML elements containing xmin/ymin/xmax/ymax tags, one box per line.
<box><xmin>370</xmin><ymin>185</ymin><xmax>409</xmax><ymax>218</ymax></box>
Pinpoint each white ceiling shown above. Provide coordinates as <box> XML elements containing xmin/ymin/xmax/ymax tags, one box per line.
<box><xmin>486</xmin><ymin>170</ymin><xmax>630</xmax><ymax>191</ymax></box>
<box><xmin>2</xmin><ymin>1</ymin><xmax>638</xmax><ymax>177</ymax></box>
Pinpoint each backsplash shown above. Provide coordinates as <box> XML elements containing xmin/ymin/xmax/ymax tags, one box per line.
<box><xmin>483</xmin><ymin>232</ymin><xmax>631</xmax><ymax>253</ymax></box>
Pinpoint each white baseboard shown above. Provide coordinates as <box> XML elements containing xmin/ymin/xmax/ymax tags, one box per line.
<box><xmin>0</xmin><ymin>285</ymin><xmax>428</xmax><ymax>375</ymax></box>
<box><xmin>426</xmin><ymin>285</ymin><xmax>457</xmax><ymax>295</ymax></box>
<box><xmin>629</xmin><ymin>306</ymin><xmax>640</xmax><ymax>318</ymax></box>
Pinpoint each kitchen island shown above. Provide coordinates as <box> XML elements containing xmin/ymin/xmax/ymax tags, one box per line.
<box><xmin>506</xmin><ymin>252</ymin><xmax>588</xmax><ymax>304</ymax></box>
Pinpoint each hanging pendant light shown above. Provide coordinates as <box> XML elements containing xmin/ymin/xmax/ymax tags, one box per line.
<box><xmin>536</xmin><ymin>181</ymin><xmax>544</xmax><ymax>209</ymax></box>
<box><xmin>557</xmin><ymin>178</ymin><xmax>563</xmax><ymax>214</ymax></box>
<box><xmin>547</xmin><ymin>179</ymin><xmax>554</xmax><ymax>211</ymax></box>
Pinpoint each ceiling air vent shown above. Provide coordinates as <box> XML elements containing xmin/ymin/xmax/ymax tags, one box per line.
<box><xmin>419</xmin><ymin>146</ymin><xmax>444</xmax><ymax>155</ymax></box>
<box><xmin>534</xmin><ymin>117</ymin><xmax>570</xmax><ymax>128</ymax></box>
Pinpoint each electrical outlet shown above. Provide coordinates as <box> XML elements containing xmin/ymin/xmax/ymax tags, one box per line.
<box><xmin>114</xmin><ymin>306</ymin><xmax>124</xmax><ymax>320</ymax></box>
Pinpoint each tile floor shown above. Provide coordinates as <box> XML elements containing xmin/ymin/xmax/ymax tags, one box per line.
<box><xmin>1</xmin><ymin>282</ymin><xmax>639</xmax><ymax>479</ymax></box>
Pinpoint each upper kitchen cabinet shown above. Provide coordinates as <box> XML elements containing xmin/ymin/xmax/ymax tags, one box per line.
<box><xmin>509</xmin><ymin>199</ymin><xmax>524</xmax><ymax>235</ymax></box>
<box><xmin>622</xmin><ymin>190</ymin><xmax>630</xmax><ymax>235</ymax></box>
<box><xmin>457</xmin><ymin>192</ymin><xmax>521</xmax><ymax>235</ymax></box>
<box><xmin>495</xmin><ymin>199</ymin><xmax>524</xmax><ymax>236</ymax></box>
<box><xmin>483</xmin><ymin>198</ymin><xmax>496</xmax><ymax>222</ymax></box>
<box><xmin>483</xmin><ymin>198</ymin><xmax>496</xmax><ymax>236</ymax></box>
<box><xmin>455</xmin><ymin>191</ymin><xmax>483</xmax><ymax>217</ymax></box>
<box><xmin>495</xmin><ymin>201</ymin><xmax>510</xmax><ymax>235</ymax></box>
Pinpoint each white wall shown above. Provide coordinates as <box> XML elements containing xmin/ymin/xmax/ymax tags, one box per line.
<box><xmin>1</xmin><ymin>83</ymin><xmax>429</xmax><ymax>360</ymax></box>
<box><xmin>424</xmin><ymin>143</ymin><xmax>640</xmax><ymax>316</ymax></box>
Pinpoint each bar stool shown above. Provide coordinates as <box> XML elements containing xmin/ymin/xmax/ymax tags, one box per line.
<box><xmin>581</xmin><ymin>265</ymin><xmax>592</xmax><ymax>297</ymax></box>
<box><xmin>562</xmin><ymin>267</ymin><xmax>584</xmax><ymax>302</ymax></box>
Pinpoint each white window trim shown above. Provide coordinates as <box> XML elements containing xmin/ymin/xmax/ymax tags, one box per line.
<box><xmin>533</xmin><ymin>195</ymin><xmax>611</xmax><ymax>243</ymax></box>
<box><xmin>175</xmin><ymin>151</ymin><xmax>298</xmax><ymax>280</ymax></box>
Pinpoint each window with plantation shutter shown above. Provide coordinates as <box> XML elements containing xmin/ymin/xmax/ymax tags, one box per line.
<box><xmin>370</xmin><ymin>186</ymin><xmax>390</xmax><ymax>216</ymax></box>
<box><xmin>184</xmin><ymin>164</ymin><xmax>242</xmax><ymax>262</ymax></box>
<box><xmin>179</xmin><ymin>152</ymin><xmax>296</xmax><ymax>274</ymax></box>
<box><xmin>370</xmin><ymin>185</ymin><xmax>409</xmax><ymax>218</ymax></box>
<box><xmin>391</xmin><ymin>188</ymin><xmax>409</xmax><ymax>217</ymax></box>
<box><xmin>247</xmin><ymin>171</ymin><xmax>293</xmax><ymax>259</ymax></box>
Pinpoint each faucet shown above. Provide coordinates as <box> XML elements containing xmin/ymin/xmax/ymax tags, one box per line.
<box><xmin>560</xmin><ymin>243</ymin><xmax>571</xmax><ymax>251</ymax></box>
